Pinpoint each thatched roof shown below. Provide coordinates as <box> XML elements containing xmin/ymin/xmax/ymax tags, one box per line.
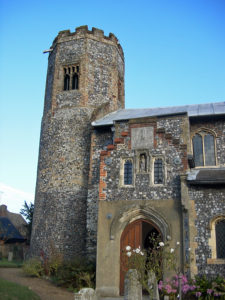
<box><xmin>0</xmin><ymin>217</ymin><xmax>26</xmax><ymax>243</ymax></box>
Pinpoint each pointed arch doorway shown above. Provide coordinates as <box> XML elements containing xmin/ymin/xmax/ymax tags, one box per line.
<box><xmin>120</xmin><ymin>219</ymin><xmax>162</xmax><ymax>295</ymax></box>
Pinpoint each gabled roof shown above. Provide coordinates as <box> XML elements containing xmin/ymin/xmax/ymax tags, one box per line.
<box><xmin>0</xmin><ymin>217</ymin><xmax>26</xmax><ymax>243</ymax></box>
<box><xmin>92</xmin><ymin>101</ymin><xmax>225</xmax><ymax>127</ymax></box>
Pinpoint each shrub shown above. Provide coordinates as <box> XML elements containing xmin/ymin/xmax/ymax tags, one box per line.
<box><xmin>51</xmin><ymin>258</ymin><xmax>95</xmax><ymax>291</ymax></box>
<box><xmin>23</xmin><ymin>258</ymin><xmax>44</xmax><ymax>277</ymax></box>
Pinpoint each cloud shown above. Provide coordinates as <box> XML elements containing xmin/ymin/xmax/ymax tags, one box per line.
<box><xmin>0</xmin><ymin>182</ymin><xmax>34</xmax><ymax>214</ymax></box>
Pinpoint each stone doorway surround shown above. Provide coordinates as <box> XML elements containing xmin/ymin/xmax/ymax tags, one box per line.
<box><xmin>96</xmin><ymin>201</ymin><xmax>171</xmax><ymax>297</ymax></box>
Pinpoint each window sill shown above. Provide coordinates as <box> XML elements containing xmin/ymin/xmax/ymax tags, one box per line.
<box><xmin>120</xmin><ymin>185</ymin><xmax>135</xmax><ymax>188</ymax></box>
<box><xmin>207</xmin><ymin>258</ymin><xmax>225</xmax><ymax>265</ymax></box>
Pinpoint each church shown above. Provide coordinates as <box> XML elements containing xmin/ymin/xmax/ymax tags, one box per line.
<box><xmin>30</xmin><ymin>26</ymin><xmax>225</xmax><ymax>297</ymax></box>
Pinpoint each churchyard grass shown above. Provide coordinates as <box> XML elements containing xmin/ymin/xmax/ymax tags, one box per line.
<box><xmin>0</xmin><ymin>258</ymin><xmax>23</xmax><ymax>268</ymax></box>
<box><xmin>0</xmin><ymin>277</ymin><xmax>40</xmax><ymax>300</ymax></box>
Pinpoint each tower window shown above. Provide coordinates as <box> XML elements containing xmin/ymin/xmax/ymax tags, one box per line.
<box><xmin>124</xmin><ymin>160</ymin><xmax>133</xmax><ymax>185</ymax></box>
<box><xmin>64</xmin><ymin>74</ymin><xmax>70</xmax><ymax>91</ymax></box>
<box><xmin>154</xmin><ymin>158</ymin><xmax>163</xmax><ymax>184</ymax></box>
<box><xmin>216</xmin><ymin>219</ymin><xmax>225</xmax><ymax>259</ymax></box>
<box><xmin>72</xmin><ymin>73</ymin><xmax>79</xmax><ymax>90</ymax></box>
<box><xmin>192</xmin><ymin>131</ymin><xmax>216</xmax><ymax>167</ymax></box>
<box><xmin>63</xmin><ymin>65</ymin><xmax>79</xmax><ymax>91</ymax></box>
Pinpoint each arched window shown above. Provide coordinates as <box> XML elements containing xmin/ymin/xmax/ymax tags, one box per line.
<box><xmin>124</xmin><ymin>160</ymin><xmax>133</xmax><ymax>185</ymax></box>
<box><xmin>64</xmin><ymin>74</ymin><xmax>70</xmax><ymax>91</ymax></box>
<box><xmin>63</xmin><ymin>65</ymin><xmax>79</xmax><ymax>91</ymax></box>
<box><xmin>208</xmin><ymin>216</ymin><xmax>225</xmax><ymax>264</ymax></box>
<box><xmin>192</xmin><ymin>131</ymin><xmax>216</xmax><ymax>167</ymax></box>
<box><xmin>154</xmin><ymin>158</ymin><xmax>163</xmax><ymax>184</ymax></box>
<box><xmin>72</xmin><ymin>73</ymin><xmax>79</xmax><ymax>90</ymax></box>
<box><xmin>216</xmin><ymin>219</ymin><xmax>225</xmax><ymax>259</ymax></box>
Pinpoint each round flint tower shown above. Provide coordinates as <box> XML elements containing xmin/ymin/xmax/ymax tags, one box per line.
<box><xmin>30</xmin><ymin>26</ymin><xmax>124</xmax><ymax>258</ymax></box>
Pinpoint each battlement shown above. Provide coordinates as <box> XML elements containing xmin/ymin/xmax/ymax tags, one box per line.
<box><xmin>52</xmin><ymin>25</ymin><xmax>124</xmax><ymax>58</ymax></box>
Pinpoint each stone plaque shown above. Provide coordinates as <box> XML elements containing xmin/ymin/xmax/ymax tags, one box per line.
<box><xmin>131</xmin><ymin>127</ymin><xmax>154</xmax><ymax>149</ymax></box>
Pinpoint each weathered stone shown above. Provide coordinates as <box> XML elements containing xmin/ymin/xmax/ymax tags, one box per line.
<box><xmin>8</xmin><ymin>252</ymin><xmax>13</xmax><ymax>262</ymax></box>
<box><xmin>148</xmin><ymin>271</ymin><xmax>159</xmax><ymax>300</ymax></box>
<box><xmin>124</xmin><ymin>269</ymin><xmax>142</xmax><ymax>300</ymax></box>
<box><xmin>74</xmin><ymin>288</ymin><xmax>98</xmax><ymax>300</ymax></box>
<box><xmin>131</xmin><ymin>127</ymin><xmax>154</xmax><ymax>149</ymax></box>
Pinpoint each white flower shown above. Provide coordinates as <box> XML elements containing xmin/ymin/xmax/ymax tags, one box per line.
<box><xmin>127</xmin><ymin>251</ymin><xmax>132</xmax><ymax>257</ymax></box>
<box><xmin>176</xmin><ymin>241</ymin><xmax>180</xmax><ymax>245</ymax></box>
<box><xmin>170</xmin><ymin>248</ymin><xmax>174</xmax><ymax>253</ymax></box>
<box><xmin>159</xmin><ymin>242</ymin><xmax>164</xmax><ymax>247</ymax></box>
<box><xmin>126</xmin><ymin>245</ymin><xmax>131</xmax><ymax>251</ymax></box>
<box><xmin>136</xmin><ymin>248</ymin><xmax>141</xmax><ymax>254</ymax></box>
<box><xmin>140</xmin><ymin>251</ymin><xmax>144</xmax><ymax>256</ymax></box>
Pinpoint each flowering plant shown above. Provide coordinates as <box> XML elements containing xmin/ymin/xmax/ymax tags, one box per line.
<box><xmin>159</xmin><ymin>274</ymin><xmax>225</xmax><ymax>299</ymax></box>
<box><xmin>123</xmin><ymin>234</ymin><xmax>178</xmax><ymax>296</ymax></box>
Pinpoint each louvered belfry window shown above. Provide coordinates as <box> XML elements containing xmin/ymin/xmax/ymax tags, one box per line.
<box><xmin>64</xmin><ymin>74</ymin><xmax>70</xmax><ymax>91</ymax></box>
<box><xmin>216</xmin><ymin>219</ymin><xmax>225</xmax><ymax>259</ymax></box>
<box><xmin>124</xmin><ymin>160</ymin><xmax>133</xmax><ymax>185</ymax></box>
<box><xmin>63</xmin><ymin>65</ymin><xmax>79</xmax><ymax>91</ymax></box>
<box><xmin>154</xmin><ymin>158</ymin><xmax>163</xmax><ymax>184</ymax></box>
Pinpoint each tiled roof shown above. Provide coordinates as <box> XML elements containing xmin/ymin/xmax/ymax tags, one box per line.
<box><xmin>92</xmin><ymin>101</ymin><xmax>225</xmax><ymax>127</ymax></box>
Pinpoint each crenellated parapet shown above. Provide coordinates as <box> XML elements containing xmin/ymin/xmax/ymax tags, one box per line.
<box><xmin>52</xmin><ymin>25</ymin><xmax>124</xmax><ymax>60</ymax></box>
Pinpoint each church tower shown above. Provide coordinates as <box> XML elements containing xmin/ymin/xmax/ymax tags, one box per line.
<box><xmin>30</xmin><ymin>26</ymin><xmax>124</xmax><ymax>258</ymax></box>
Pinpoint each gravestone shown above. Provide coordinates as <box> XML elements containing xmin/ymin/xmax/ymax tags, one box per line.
<box><xmin>8</xmin><ymin>252</ymin><xmax>13</xmax><ymax>262</ymax></box>
<box><xmin>74</xmin><ymin>288</ymin><xmax>98</xmax><ymax>300</ymax></box>
<box><xmin>148</xmin><ymin>271</ymin><xmax>159</xmax><ymax>300</ymax></box>
<box><xmin>124</xmin><ymin>269</ymin><xmax>142</xmax><ymax>300</ymax></box>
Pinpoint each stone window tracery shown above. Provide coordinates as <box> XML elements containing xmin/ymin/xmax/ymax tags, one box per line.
<box><xmin>63</xmin><ymin>65</ymin><xmax>79</xmax><ymax>91</ymax></box>
<box><xmin>192</xmin><ymin>130</ymin><xmax>216</xmax><ymax>167</ymax></box>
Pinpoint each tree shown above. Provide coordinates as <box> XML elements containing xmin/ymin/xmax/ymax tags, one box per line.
<box><xmin>20</xmin><ymin>201</ymin><xmax>34</xmax><ymax>242</ymax></box>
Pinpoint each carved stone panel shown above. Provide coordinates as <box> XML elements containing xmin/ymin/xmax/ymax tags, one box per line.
<box><xmin>131</xmin><ymin>127</ymin><xmax>154</xmax><ymax>149</ymax></box>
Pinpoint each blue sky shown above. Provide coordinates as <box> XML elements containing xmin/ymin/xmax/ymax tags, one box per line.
<box><xmin>0</xmin><ymin>0</ymin><xmax>225</xmax><ymax>213</ymax></box>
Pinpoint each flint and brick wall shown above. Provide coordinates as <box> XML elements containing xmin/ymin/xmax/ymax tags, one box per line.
<box><xmin>188</xmin><ymin>118</ymin><xmax>225</xmax><ymax>277</ymax></box>
<box><xmin>86</xmin><ymin>115</ymin><xmax>188</xmax><ymax>257</ymax></box>
<box><xmin>31</xmin><ymin>26</ymin><xmax>124</xmax><ymax>259</ymax></box>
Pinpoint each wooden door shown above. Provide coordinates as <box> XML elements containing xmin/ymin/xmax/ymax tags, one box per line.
<box><xmin>120</xmin><ymin>219</ymin><xmax>142</xmax><ymax>295</ymax></box>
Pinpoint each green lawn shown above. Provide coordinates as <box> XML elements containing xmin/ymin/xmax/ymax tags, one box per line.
<box><xmin>0</xmin><ymin>258</ymin><xmax>23</xmax><ymax>268</ymax></box>
<box><xmin>0</xmin><ymin>277</ymin><xmax>40</xmax><ymax>300</ymax></box>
